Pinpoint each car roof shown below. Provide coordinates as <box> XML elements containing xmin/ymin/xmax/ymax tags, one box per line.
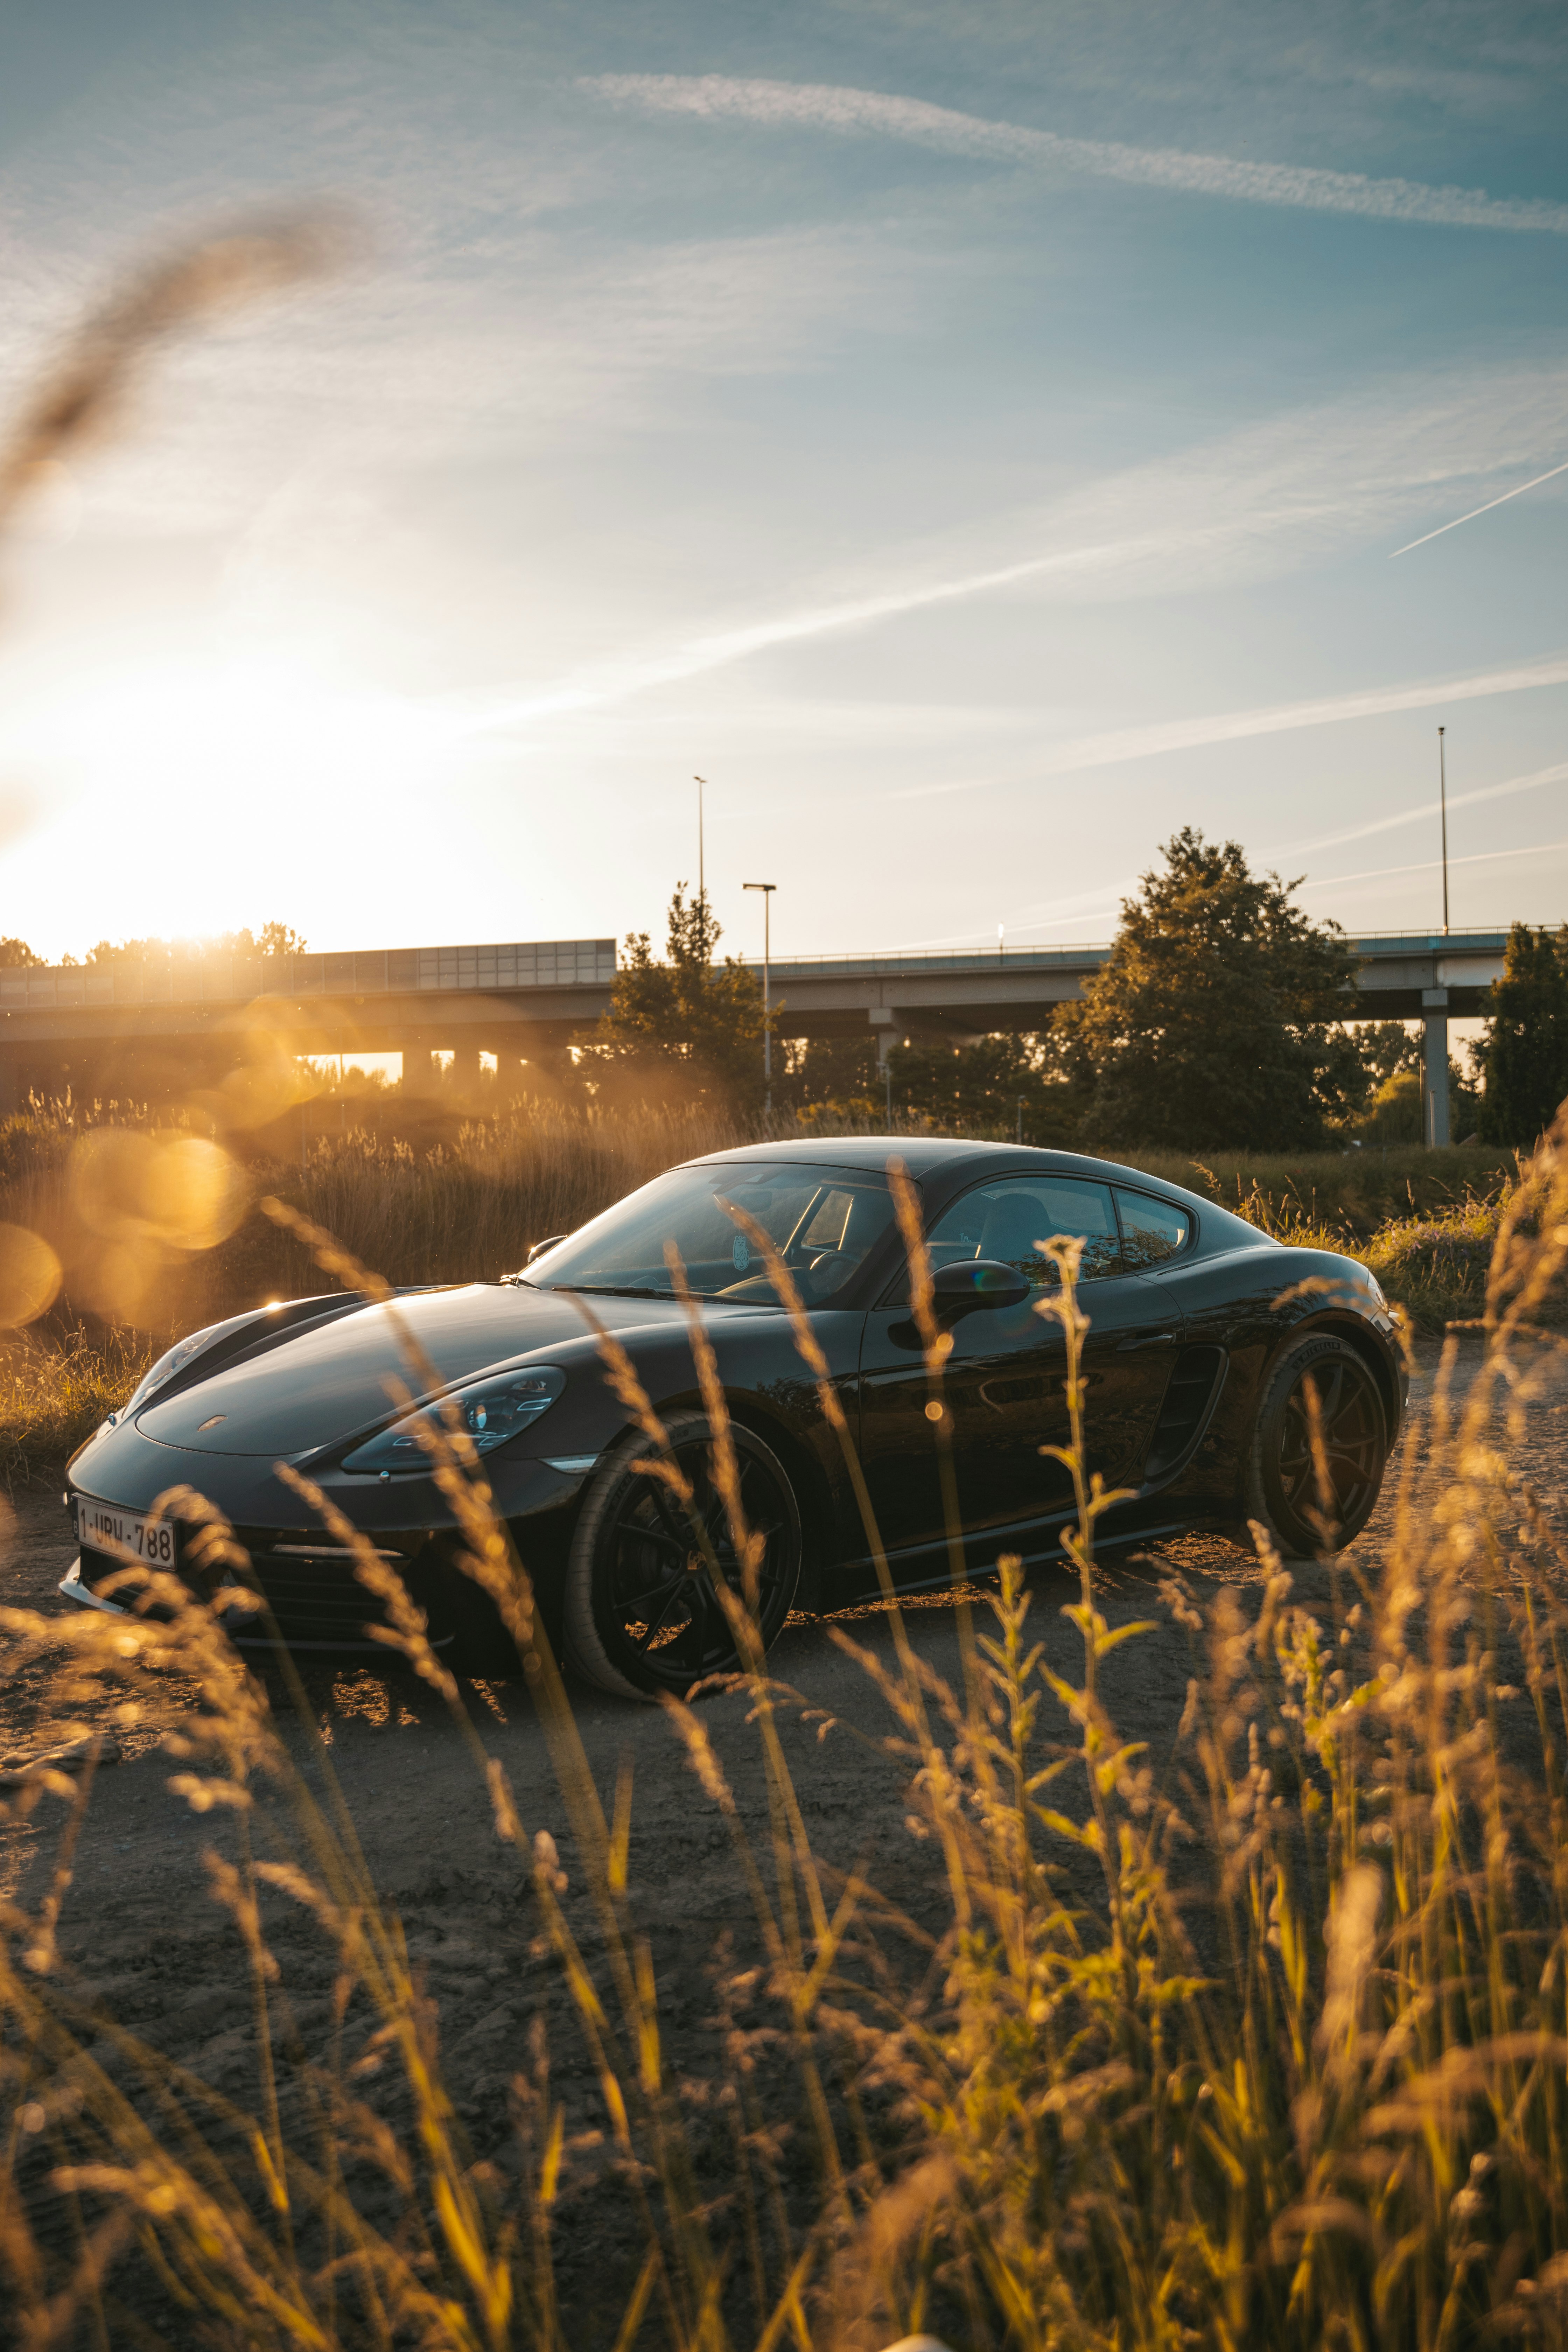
<box><xmin>681</xmin><ymin>1136</ymin><xmax>1268</xmax><ymax>1248</ymax></box>
<box><xmin>685</xmin><ymin>1135</ymin><xmax>1202</xmax><ymax>1204</ymax></box>
<box><xmin>668</xmin><ymin>1135</ymin><xmax>1275</xmax><ymax>1269</ymax></box>
<box><xmin>687</xmin><ymin>1134</ymin><xmax>994</xmax><ymax>1177</ymax></box>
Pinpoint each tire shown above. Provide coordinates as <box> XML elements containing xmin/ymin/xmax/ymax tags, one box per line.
<box><xmin>564</xmin><ymin>1411</ymin><xmax>803</xmax><ymax>1701</ymax></box>
<box><xmin>1242</xmin><ymin>1333</ymin><xmax>1387</xmax><ymax>1558</ymax></box>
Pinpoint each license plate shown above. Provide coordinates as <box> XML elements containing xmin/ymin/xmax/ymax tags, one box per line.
<box><xmin>77</xmin><ymin>1502</ymin><xmax>177</xmax><ymax>1570</ymax></box>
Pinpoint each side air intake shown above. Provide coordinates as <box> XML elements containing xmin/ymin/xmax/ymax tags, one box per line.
<box><xmin>1144</xmin><ymin>1345</ymin><xmax>1226</xmax><ymax>1482</ymax></box>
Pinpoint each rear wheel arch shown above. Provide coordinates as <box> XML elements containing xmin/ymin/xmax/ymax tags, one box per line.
<box><xmin>1263</xmin><ymin>1309</ymin><xmax>1401</xmax><ymax>1438</ymax></box>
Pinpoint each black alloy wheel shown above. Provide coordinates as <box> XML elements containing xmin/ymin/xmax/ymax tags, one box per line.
<box><xmin>564</xmin><ymin>1411</ymin><xmax>803</xmax><ymax>1700</ymax></box>
<box><xmin>1244</xmin><ymin>1333</ymin><xmax>1388</xmax><ymax>1557</ymax></box>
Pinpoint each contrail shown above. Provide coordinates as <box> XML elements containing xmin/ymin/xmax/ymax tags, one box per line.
<box><xmin>1391</xmin><ymin>456</ymin><xmax>1568</xmax><ymax>557</ymax></box>
<box><xmin>586</xmin><ymin>73</ymin><xmax>1568</xmax><ymax>237</ymax></box>
<box><xmin>1296</xmin><ymin>835</ymin><xmax>1568</xmax><ymax>894</ymax></box>
<box><xmin>882</xmin><ymin>654</ymin><xmax>1568</xmax><ymax>794</ymax></box>
<box><xmin>1264</xmin><ymin>758</ymin><xmax>1568</xmax><ymax>860</ymax></box>
<box><xmin>1027</xmin><ymin>653</ymin><xmax>1568</xmax><ymax>775</ymax></box>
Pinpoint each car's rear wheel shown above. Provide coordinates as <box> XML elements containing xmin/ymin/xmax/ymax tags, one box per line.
<box><xmin>564</xmin><ymin>1412</ymin><xmax>802</xmax><ymax>1701</ymax></box>
<box><xmin>1242</xmin><ymin>1333</ymin><xmax>1387</xmax><ymax>1557</ymax></box>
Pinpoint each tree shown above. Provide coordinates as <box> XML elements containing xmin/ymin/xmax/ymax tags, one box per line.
<box><xmin>888</xmin><ymin>1033</ymin><xmax>1077</xmax><ymax>1142</ymax></box>
<box><xmin>1476</xmin><ymin>924</ymin><xmax>1568</xmax><ymax>1146</ymax></box>
<box><xmin>1051</xmin><ymin>827</ymin><xmax>1365</xmax><ymax>1152</ymax></box>
<box><xmin>1354</xmin><ymin>1020</ymin><xmax>1423</xmax><ymax>1088</ymax></box>
<box><xmin>581</xmin><ymin>886</ymin><xmax>768</xmax><ymax>1107</ymax></box>
<box><xmin>82</xmin><ymin>923</ymin><xmax>307</xmax><ymax>964</ymax></box>
<box><xmin>0</xmin><ymin>938</ymin><xmax>43</xmax><ymax>968</ymax></box>
<box><xmin>779</xmin><ymin>1035</ymin><xmax>880</xmax><ymax>1119</ymax></box>
<box><xmin>254</xmin><ymin>921</ymin><xmax>307</xmax><ymax>957</ymax></box>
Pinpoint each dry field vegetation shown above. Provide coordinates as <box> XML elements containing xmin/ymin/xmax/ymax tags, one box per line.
<box><xmin>0</xmin><ymin>1118</ymin><xmax>1566</xmax><ymax>2350</ymax></box>
<box><xmin>0</xmin><ymin>1095</ymin><xmax>1525</xmax><ymax>1483</ymax></box>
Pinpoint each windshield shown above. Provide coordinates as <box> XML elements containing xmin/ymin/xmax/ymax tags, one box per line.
<box><xmin>524</xmin><ymin>1161</ymin><xmax>897</xmax><ymax>1306</ymax></box>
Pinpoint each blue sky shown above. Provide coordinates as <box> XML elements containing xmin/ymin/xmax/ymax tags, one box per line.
<box><xmin>0</xmin><ymin>0</ymin><xmax>1564</xmax><ymax>967</ymax></box>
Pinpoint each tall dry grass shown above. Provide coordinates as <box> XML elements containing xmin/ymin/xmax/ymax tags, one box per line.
<box><xmin>0</xmin><ymin>1100</ymin><xmax>1530</xmax><ymax>1476</ymax></box>
<box><xmin>1</xmin><ymin>1129</ymin><xmax>1567</xmax><ymax>2347</ymax></box>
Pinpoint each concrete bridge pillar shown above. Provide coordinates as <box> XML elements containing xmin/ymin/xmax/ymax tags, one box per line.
<box><xmin>1422</xmin><ymin>988</ymin><xmax>1450</xmax><ymax>1146</ymax></box>
<box><xmin>401</xmin><ymin>1043</ymin><xmax>441</xmax><ymax>1098</ymax></box>
<box><xmin>447</xmin><ymin>1042</ymin><xmax>479</xmax><ymax>1100</ymax></box>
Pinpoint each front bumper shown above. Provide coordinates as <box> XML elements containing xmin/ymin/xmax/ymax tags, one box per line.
<box><xmin>59</xmin><ymin>1556</ymin><xmax>127</xmax><ymax>1617</ymax></box>
<box><xmin>59</xmin><ymin>1540</ymin><xmax>456</xmax><ymax>1652</ymax></box>
<box><xmin>61</xmin><ymin>1451</ymin><xmax>600</xmax><ymax>1653</ymax></box>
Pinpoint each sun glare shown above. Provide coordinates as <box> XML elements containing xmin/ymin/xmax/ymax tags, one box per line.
<box><xmin>0</xmin><ymin>646</ymin><xmax>465</xmax><ymax>949</ymax></box>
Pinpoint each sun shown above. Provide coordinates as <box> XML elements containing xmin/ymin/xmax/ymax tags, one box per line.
<box><xmin>0</xmin><ymin>642</ymin><xmax>466</xmax><ymax>948</ymax></box>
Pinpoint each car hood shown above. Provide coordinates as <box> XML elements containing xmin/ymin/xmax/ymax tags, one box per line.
<box><xmin>133</xmin><ymin>1284</ymin><xmax>690</xmax><ymax>1457</ymax></box>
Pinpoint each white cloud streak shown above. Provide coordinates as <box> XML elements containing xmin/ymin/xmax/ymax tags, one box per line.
<box><xmin>1264</xmin><ymin>759</ymin><xmax>1568</xmax><ymax>862</ymax></box>
<box><xmin>1389</xmin><ymin>455</ymin><xmax>1568</xmax><ymax>557</ymax></box>
<box><xmin>1024</xmin><ymin>654</ymin><xmax>1568</xmax><ymax>779</ymax></box>
<box><xmin>463</xmin><ymin>362</ymin><xmax>1568</xmax><ymax>735</ymax></box>
<box><xmin>1296</xmin><ymin>836</ymin><xmax>1568</xmax><ymax>894</ymax></box>
<box><xmin>888</xmin><ymin>660</ymin><xmax>1568</xmax><ymax>803</ymax></box>
<box><xmin>587</xmin><ymin>73</ymin><xmax>1568</xmax><ymax>238</ymax></box>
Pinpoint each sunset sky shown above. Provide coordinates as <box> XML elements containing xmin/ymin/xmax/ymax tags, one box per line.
<box><xmin>0</xmin><ymin>0</ymin><xmax>1564</xmax><ymax>968</ymax></box>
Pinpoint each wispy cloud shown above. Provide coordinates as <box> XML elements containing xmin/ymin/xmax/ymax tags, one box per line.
<box><xmin>1021</xmin><ymin>654</ymin><xmax>1568</xmax><ymax>778</ymax></box>
<box><xmin>587</xmin><ymin>73</ymin><xmax>1568</xmax><ymax>238</ymax></box>
<box><xmin>888</xmin><ymin>658</ymin><xmax>1568</xmax><ymax>799</ymax></box>
<box><xmin>1296</xmin><ymin>836</ymin><xmax>1568</xmax><ymax>895</ymax></box>
<box><xmin>461</xmin><ymin>360</ymin><xmax>1568</xmax><ymax>733</ymax></box>
<box><xmin>1264</xmin><ymin>759</ymin><xmax>1568</xmax><ymax>862</ymax></box>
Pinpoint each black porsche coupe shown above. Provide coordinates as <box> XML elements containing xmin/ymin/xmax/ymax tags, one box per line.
<box><xmin>62</xmin><ymin>1138</ymin><xmax>1405</xmax><ymax>1699</ymax></box>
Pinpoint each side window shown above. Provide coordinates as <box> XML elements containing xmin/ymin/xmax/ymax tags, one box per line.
<box><xmin>912</xmin><ymin>1175</ymin><xmax>1122</xmax><ymax>1296</ymax></box>
<box><xmin>1114</xmin><ymin>1188</ymin><xmax>1190</xmax><ymax>1270</ymax></box>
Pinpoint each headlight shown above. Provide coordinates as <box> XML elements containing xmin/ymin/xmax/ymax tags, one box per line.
<box><xmin>342</xmin><ymin>1366</ymin><xmax>567</xmax><ymax>1474</ymax></box>
<box><xmin>120</xmin><ymin>1321</ymin><xmax>231</xmax><ymax>1422</ymax></box>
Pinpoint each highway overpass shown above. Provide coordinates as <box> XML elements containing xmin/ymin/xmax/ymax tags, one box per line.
<box><xmin>0</xmin><ymin>924</ymin><xmax>1514</xmax><ymax>1142</ymax></box>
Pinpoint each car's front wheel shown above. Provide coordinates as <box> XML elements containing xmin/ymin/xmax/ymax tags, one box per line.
<box><xmin>564</xmin><ymin>1412</ymin><xmax>803</xmax><ymax>1701</ymax></box>
<box><xmin>1242</xmin><ymin>1332</ymin><xmax>1388</xmax><ymax>1557</ymax></box>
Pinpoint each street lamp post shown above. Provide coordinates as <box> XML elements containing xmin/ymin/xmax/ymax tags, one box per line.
<box><xmin>1437</xmin><ymin>727</ymin><xmax>1450</xmax><ymax>934</ymax></box>
<box><xmin>743</xmin><ymin>882</ymin><xmax>776</xmax><ymax>1114</ymax></box>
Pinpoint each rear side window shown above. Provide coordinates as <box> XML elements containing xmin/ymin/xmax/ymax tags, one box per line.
<box><xmin>901</xmin><ymin>1175</ymin><xmax>1123</xmax><ymax>1298</ymax></box>
<box><xmin>1114</xmin><ymin>1188</ymin><xmax>1190</xmax><ymax>1269</ymax></box>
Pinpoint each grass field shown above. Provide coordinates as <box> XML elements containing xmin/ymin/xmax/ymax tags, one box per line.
<box><xmin>0</xmin><ymin>1101</ymin><xmax>1530</xmax><ymax>1480</ymax></box>
<box><xmin>1</xmin><ymin>1128</ymin><xmax>1566</xmax><ymax>2347</ymax></box>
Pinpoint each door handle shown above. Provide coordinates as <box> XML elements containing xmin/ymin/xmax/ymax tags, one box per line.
<box><xmin>1117</xmin><ymin>1330</ymin><xmax>1176</xmax><ymax>1350</ymax></box>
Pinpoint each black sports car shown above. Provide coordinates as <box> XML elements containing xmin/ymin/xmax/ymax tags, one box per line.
<box><xmin>61</xmin><ymin>1138</ymin><xmax>1405</xmax><ymax>1699</ymax></box>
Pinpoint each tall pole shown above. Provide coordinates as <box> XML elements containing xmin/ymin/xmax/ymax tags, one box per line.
<box><xmin>743</xmin><ymin>882</ymin><xmax>776</xmax><ymax>1113</ymax></box>
<box><xmin>693</xmin><ymin>776</ymin><xmax>706</xmax><ymax>908</ymax></box>
<box><xmin>1437</xmin><ymin>727</ymin><xmax>1449</xmax><ymax>934</ymax></box>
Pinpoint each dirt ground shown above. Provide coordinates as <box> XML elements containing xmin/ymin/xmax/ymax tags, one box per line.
<box><xmin>2</xmin><ymin>1332</ymin><xmax>1566</xmax><ymax>2334</ymax></box>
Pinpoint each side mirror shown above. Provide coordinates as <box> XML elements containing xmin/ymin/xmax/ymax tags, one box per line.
<box><xmin>931</xmin><ymin>1258</ymin><xmax>1031</xmax><ymax>1315</ymax></box>
<box><xmin>526</xmin><ymin>1233</ymin><xmax>569</xmax><ymax>1265</ymax></box>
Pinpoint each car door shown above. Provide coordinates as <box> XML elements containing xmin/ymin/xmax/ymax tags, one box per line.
<box><xmin>858</xmin><ymin>1173</ymin><xmax>1186</xmax><ymax>1568</ymax></box>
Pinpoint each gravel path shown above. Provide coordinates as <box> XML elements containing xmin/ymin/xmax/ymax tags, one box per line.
<box><xmin>2</xmin><ymin>1332</ymin><xmax>1564</xmax><ymax>2335</ymax></box>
